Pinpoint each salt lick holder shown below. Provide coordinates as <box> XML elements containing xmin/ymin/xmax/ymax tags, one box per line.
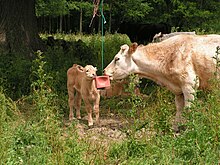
<box><xmin>94</xmin><ymin>0</ymin><xmax>110</xmax><ymax>89</ymax></box>
<box><xmin>95</xmin><ymin>75</ymin><xmax>110</xmax><ymax>89</ymax></box>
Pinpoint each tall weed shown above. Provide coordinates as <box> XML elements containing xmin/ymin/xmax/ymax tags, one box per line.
<box><xmin>2</xmin><ymin>51</ymin><xmax>86</xmax><ymax>164</ymax></box>
<box><xmin>0</xmin><ymin>87</ymin><xmax>20</xmax><ymax>164</ymax></box>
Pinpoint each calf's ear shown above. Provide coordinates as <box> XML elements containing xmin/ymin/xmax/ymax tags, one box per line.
<box><xmin>128</xmin><ymin>42</ymin><xmax>138</xmax><ymax>55</ymax></box>
<box><xmin>77</xmin><ymin>65</ymin><xmax>85</xmax><ymax>72</ymax></box>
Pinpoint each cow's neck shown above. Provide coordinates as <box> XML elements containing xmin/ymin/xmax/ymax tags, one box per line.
<box><xmin>132</xmin><ymin>46</ymin><xmax>163</xmax><ymax>77</ymax></box>
<box><xmin>131</xmin><ymin>45</ymin><xmax>180</xmax><ymax>93</ymax></box>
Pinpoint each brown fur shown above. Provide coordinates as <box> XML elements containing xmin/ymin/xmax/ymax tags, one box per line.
<box><xmin>67</xmin><ymin>64</ymin><xmax>100</xmax><ymax>126</ymax></box>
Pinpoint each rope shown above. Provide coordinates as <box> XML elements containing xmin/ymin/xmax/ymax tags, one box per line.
<box><xmin>100</xmin><ymin>0</ymin><xmax>106</xmax><ymax>71</ymax></box>
<box><xmin>89</xmin><ymin>0</ymin><xmax>100</xmax><ymax>27</ymax></box>
<box><xmin>89</xmin><ymin>0</ymin><xmax>106</xmax><ymax>72</ymax></box>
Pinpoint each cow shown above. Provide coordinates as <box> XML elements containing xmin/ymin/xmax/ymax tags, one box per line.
<box><xmin>67</xmin><ymin>64</ymin><xmax>100</xmax><ymax>126</ymax></box>
<box><xmin>104</xmin><ymin>34</ymin><xmax>220</xmax><ymax>132</ymax></box>
<box><xmin>152</xmin><ymin>31</ymin><xmax>196</xmax><ymax>43</ymax></box>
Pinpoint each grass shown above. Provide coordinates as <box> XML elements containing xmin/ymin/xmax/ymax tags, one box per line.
<box><xmin>0</xmin><ymin>33</ymin><xmax>219</xmax><ymax>164</ymax></box>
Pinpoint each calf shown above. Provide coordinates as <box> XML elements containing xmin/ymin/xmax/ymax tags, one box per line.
<box><xmin>67</xmin><ymin>64</ymin><xmax>100</xmax><ymax>126</ymax></box>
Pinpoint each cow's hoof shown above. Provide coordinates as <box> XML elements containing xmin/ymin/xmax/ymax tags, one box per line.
<box><xmin>172</xmin><ymin>124</ymin><xmax>187</xmax><ymax>134</ymax></box>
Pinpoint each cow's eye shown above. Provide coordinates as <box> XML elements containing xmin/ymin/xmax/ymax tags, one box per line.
<box><xmin>115</xmin><ymin>57</ymin><xmax>120</xmax><ymax>62</ymax></box>
<box><xmin>86</xmin><ymin>69</ymin><xmax>89</xmax><ymax>72</ymax></box>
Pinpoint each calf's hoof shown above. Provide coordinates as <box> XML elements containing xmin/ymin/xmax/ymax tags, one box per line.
<box><xmin>69</xmin><ymin>115</ymin><xmax>76</xmax><ymax>122</ymax></box>
<box><xmin>88</xmin><ymin>122</ymin><xmax>94</xmax><ymax>127</ymax></box>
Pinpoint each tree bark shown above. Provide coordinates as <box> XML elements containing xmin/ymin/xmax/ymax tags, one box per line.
<box><xmin>79</xmin><ymin>8</ymin><xmax>83</xmax><ymax>33</ymax></box>
<box><xmin>0</xmin><ymin>0</ymin><xmax>44</xmax><ymax>57</ymax></box>
<box><xmin>108</xmin><ymin>0</ymin><xmax>112</xmax><ymax>33</ymax></box>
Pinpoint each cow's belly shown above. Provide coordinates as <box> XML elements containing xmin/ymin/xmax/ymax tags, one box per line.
<box><xmin>158</xmin><ymin>79</ymin><xmax>182</xmax><ymax>95</ymax></box>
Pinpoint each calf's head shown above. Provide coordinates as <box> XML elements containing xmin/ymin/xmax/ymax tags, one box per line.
<box><xmin>84</xmin><ymin>65</ymin><xmax>97</xmax><ymax>79</ymax></box>
<box><xmin>104</xmin><ymin>43</ymin><xmax>138</xmax><ymax>80</ymax></box>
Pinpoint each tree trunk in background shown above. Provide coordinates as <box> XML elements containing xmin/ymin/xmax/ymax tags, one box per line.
<box><xmin>0</xmin><ymin>0</ymin><xmax>44</xmax><ymax>57</ymax></box>
<box><xmin>79</xmin><ymin>8</ymin><xmax>83</xmax><ymax>33</ymax></box>
<box><xmin>108</xmin><ymin>1</ymin><xmax>112</xmax><ymax>33</ymax></box>
<box><xmin>59</xmin><ymin>15</ymin><xmax>63</xmax><ymax>32</ymax></box>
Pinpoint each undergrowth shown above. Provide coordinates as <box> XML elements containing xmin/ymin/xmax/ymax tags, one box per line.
<box><xmin>0</xmin><ymin>33</ymin><xmax>219</xmax><ymax>164</ymax></box>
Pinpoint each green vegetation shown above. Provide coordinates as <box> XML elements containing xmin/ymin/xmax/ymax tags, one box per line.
<box><xmin>0</xmin><ymin>33</ymin><xmax>219</xmax><ymax>164</ymax></box>
<box><xmin>35</xmin><ymin>0</ymin><xmax>220</xmax><ymax>33</ymax></box>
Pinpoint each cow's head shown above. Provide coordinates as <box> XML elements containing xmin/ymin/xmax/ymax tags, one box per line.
<box><xmin>104</xmin><ymin>43</ymin><xmax>138</xmax><ymax>80</ymax></box>
<box><xmin>84</xmin><ymin>65</ymin><xmax>97</xmax><ymax>79</ymax></box>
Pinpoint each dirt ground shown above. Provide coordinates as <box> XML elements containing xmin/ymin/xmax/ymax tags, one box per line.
<box><xmin>75</xmin><ymin>115</ymin><xmax>128</xmax><ymax>142</ymax></box>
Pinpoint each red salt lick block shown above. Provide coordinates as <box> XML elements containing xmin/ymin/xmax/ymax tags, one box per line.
<box><xmin>95</xmin><ymin>76</ymin><xmax>111</xmax><ymax>88</ymax></box>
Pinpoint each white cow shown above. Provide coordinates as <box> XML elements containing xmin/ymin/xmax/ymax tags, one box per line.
<box><xmin>104</xmin><ymin>34</ymin><xmax>220</xmax><ymax>132</ymax></box>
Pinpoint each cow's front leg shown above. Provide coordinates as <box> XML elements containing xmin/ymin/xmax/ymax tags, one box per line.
<box><xmin>182</xmin><ymin>82</ymin><xmax>196</xmax><ymax>109</ymax></box>
<box><xmin>93</xmin><ymin>93</ymin><xmax>100</xmax><ymax>125</ymax></box>
<box><xmin>84</xmin><ymin>99</ymin><xmax>93</xmax><ymax>126</ymax></box>
<box><xmin>173</xmin><ymin>83</ymin><xmax>196</xmax><ymax>132</ymax></box>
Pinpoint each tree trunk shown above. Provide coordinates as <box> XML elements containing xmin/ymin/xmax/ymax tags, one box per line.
<box><xmin>108</xmin><ymin>1</ymin><xmax>112</xmax><ymax>33</ymax></box>
<box><xmin>79</xmin><ymin>8</ymin><xmax>83</xmax><ymax>33</ymax></box>
<box><xmin>0</xmin><ymin>0</ymin><xmax>44</xmax><ymax>57</ymax></box>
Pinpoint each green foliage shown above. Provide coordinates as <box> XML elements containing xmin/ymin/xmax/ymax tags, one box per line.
<box><xmin>0</xmin><ymin>33</ymin><xmax>220</xmax><ymax>164</ymax></box>
<box><xmin>0</xmin><ymin>51</ymin><xmax>86</xmax><ymax>164</ymax></box>
<box><xmin>0</xmin><ymin>51</ymin><xmax>32</xmax><ymax>100</ymax></box>
<box><xmin>115</xmin><ymin>0</ymin><xmax>153</xmax><ymax>23</ymax></box>
<box><xmin>36</xmin><ymin>0</ymin><xmax>69</xmax><ymax>16</ymax></box>
<box><xmin>35</xmin><ymin>0</ymin><xmax>220</xmax><ymax>33</ymax></box>
<box><xmin>108</xmin><ymin>84</ymin><xmax>220</xmax><ymax>164</ymax></box>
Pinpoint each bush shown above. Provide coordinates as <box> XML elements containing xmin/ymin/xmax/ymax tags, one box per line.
<box><xmin>0</xmin><ymin>51</ymin><xmax>32</xmax><ymax>99</ymax></box>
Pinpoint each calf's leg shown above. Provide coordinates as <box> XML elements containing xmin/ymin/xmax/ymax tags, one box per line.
<box><xmin>75</xmin><ymin>91</ymin><xmax>82</xmax><ymax>119</ymax></box>
<box><xmin>93</xmin><ymin>94</ymin><xmax>100</xmax><ymax>125</ymax></box>
<box><xmin>68</xmin><ymin>88</ymin><xmax>75</xmax><ymax>121</ymax></box>
<box><xmin>84</xmin><ymin>98</ymin><xmax>93</xmax><ymax>126</ymax></box>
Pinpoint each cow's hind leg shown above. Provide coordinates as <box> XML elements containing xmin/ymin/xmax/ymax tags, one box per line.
<box><xmin>173</xmin><ymin>94</ymin><xmax>185</xmax><ymax>132</ymax></box>
<box><xmin>75</xmin><ymin>91</ymin><xmax>82</xmax><ymax>119</ymax></box>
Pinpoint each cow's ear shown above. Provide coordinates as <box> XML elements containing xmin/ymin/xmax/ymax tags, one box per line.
<box><xmin>121</xmin><ymin>44</ymin><xmax>129</xmax><ymax>53</ymax></box>
<box><xmin>128</xmin><ymin>42</ymin><xmax>138</xmax><ymax>54</ymax></box>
